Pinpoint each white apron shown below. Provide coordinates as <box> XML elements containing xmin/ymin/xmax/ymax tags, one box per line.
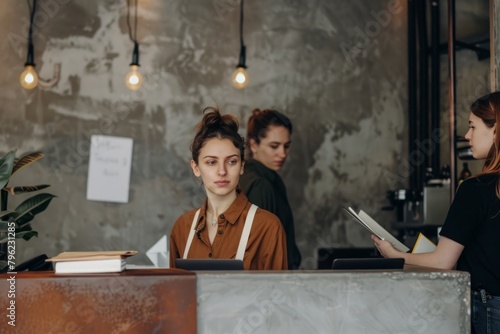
<box><xmin>182</xmin><ymin>204</ymin><xmax>258</xmax><ymax>260</ymax></box>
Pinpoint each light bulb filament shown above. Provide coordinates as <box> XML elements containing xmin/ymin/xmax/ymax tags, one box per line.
<box><xmin>231</xmin><ymin>67</ymin><xmax>249</xmax><ymax>89</ymax></box>
<box><xmin>125</xmin><ymin>65</ymin><xmax>143</xmax><ymax>91</ymax></box>
<box><xmin>128</xmin><ymin>74</ymin><xmax>140</xmax><ymax>85</ymax></box>
<box><xmin>235</xmin><ymin>72</ymin><xmax>246</xmax><ymax>84</ymax></box>
<box><xmin>20</xmin><ymin>65</ymin><xmax>39</xmax><ymax>90</ymax></box>
<box><xmin>25</xmin><ymin>73</ymin><xmax>35</xmax><ymax>83</ymax></box>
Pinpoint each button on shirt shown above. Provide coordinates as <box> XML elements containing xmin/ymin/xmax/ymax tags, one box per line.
<box><xmin>170</xmin><ymin>192</ymin><xmax>288</xmax><ymax>270</ymax></box>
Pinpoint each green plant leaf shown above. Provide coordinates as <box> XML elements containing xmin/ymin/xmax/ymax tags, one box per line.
<box><xmin>12</xmin><ymin>152</ymin><xmax>44</xmax><ymax>175</ymax></box>
<box><xmin>0</xmin><ymin>210</ymin><xmax>17</xmax><ymax>220</ymax></box>
<box><xmin>0</xmin><ymin>151</ymin><xmax>54</xmax><ymax>254</ymax></box>
<box><xmin>0</xmin><ymin>220</ymin><xmax>18</xmax><ymax>231</ymax></box>
<box><xmin>0</xmin><ymin>150</ymin><xmax>16</xmax><ymax>189</ymax></box>
<box><xmin>16</xmin><ymin>213</ymin><xmax>34</xmax><ymax>227</ymax></box>
<box><xmin>0</xmin><ymin>230</ymin><xmax>38</xmax><ymax>243</ymax></box>
<box><xmin>5</xmin><ymin>184</ymin><xmax>50</xmax><ymax>195</ymax></box>
<box><xmin>17</xmin><ymin>223</ymin><xmax>33</xmax><ymax>232</ymax></box>
<box><xmin>0</xmin><ymin>260</ymin><xmax>7</xmax><ymax>272</ymax></box>
<box><xmin>19</xmin><ymin>230</ymin><xmax>38</xmax><ymax>241</ymax></box>
<box><xmin>14</xmin><ymin>193</ymin><xmax>56</xmax><ymax>226</ymax></box>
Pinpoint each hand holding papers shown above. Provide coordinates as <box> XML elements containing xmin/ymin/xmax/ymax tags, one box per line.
<box><xmin>343</xmin><ymin>207</ymin><xmax>410</xmax><ymax>253</ymax></box>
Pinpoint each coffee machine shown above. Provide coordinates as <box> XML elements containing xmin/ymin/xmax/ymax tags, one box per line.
<box><xmin>386</xmin><ymin>188</ymin><xmax>423</xmax><ymax>224</ymax></box>
<box><xmin>386</xmin><ymin>180</ymin><xmax>449</xmax><ymax>246</ymax></box>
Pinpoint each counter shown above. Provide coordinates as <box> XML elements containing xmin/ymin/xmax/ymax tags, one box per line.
<box><xmin>1</xmin><ymin>266</ymin><xmax>470</xmax><ymax>333</ymax></box>
<box><xmin>196</xmin><ymin>266</ymin><xmax>470</xmax><ymax>334</ymax></box>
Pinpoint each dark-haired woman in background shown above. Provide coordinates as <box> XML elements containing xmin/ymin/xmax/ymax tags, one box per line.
<box><xmin>169</xmin><ymin>107</ymin><xmax>287</xmax><ymax>270</ymax></box>
<box><xmin>239</xmin><ymin>108</ymin><xmax>301</xmax><ymax>269</ymax></box>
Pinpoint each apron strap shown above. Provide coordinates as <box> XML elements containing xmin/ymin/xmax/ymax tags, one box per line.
<box><xmin>236</xmin><ymin>204</ymin><xmax>258</xmax><ymax>260</ymax></box>
<box><xmin>183</xmin><ymin>209</ymin><xmax>201</xmax><ymax>259</ymax></box>
<box><xmin>183</xmin><ymin>204</ymin><xmax>258</xmax><ymax>261</ymax></box>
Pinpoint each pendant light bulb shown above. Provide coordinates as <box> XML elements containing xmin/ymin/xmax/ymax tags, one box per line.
<box><xmin>125</xmin><ymin>64</ymin><xmax>143</xmax><ymax>91</ymax></box>
<box><xmin>231</xmin><ymin>66</ymin><xmax>249</xmax><ymax>89</ymax></box>
<box><xmin>232</xmin><ymin>0</ymin><xmax>248</xmax><ymax>90</ymax></box>
<box><xmin>125</xmin><ymin>1</ymin><xmax>142</xmax><ymax>92</ymax></box>
<box><xmin>21</xmin><ymin>1</ymin><xmax>39</xmax><ymax>90</ymax></box>
<box><xmin>20</xmin><ymin>64</ymin><xmax>39</xmax><ymax>90</ymax></box>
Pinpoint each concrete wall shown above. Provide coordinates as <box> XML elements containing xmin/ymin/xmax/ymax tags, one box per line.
<box><xmin>0</xmin><ymin>0</ymin><xmax>489</xmax><ymax>268</ymax></box>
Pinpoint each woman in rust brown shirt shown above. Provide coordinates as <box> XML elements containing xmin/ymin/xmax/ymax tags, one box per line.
<box><xmin>169</xmin><ymin>107</ymin><xmax>288</xmax><ymax>270</ymax></box>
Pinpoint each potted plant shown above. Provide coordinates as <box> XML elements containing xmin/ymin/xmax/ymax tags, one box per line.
<box><xmin>0</xmin><ymin>150</ymin><xmax>56</xmax><ymax>271</ymax></box>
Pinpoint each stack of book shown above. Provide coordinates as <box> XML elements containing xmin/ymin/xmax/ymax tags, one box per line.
<box><xmin>46</xmin><ymin>250</ymin><xmax>137</xmax><ymax>274</ymax></box>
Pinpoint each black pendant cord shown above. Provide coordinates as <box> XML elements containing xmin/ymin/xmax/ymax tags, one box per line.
<box><xmin>26</xmin><ymin>0</ymin><xmax>37</xmax><ymax>65</ymax></box>
<box><xmin>126</xmin><ymin>0</ymin><xmax>138</xmax><ymax>43</ymax></box>
<box><xmin>237</xmin><ymin>0</ymin><xmax>246</xmax><ymax>68</ymax></box>
<box><xmin>239</xmin><ymin>0</ymin><xmax>244</xmax><ymax>48</ymax></box>
<box><xmin>127</xmin><ymin>0</ymin><xmax>139</xmax><ymax>66</ymax></box>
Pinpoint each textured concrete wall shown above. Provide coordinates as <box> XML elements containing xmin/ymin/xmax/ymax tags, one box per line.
<box><xmin>0</xmin><ymin>0</ymin><xmax>488</xmax><ymax>268</ymax></box>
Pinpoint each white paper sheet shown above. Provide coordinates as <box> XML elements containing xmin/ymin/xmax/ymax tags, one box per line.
<box><xmin>412</xmin><ymin>233</ymin><xmax>437</xmax><ymax>254</ymax></box>
<box><xmin>146</xmin><ymin>235</ymin><xmax>169</xmax><ymax>268</ymax></box>
<box><xmin>86</xmin><ymin>135</ymin><xmax>133</xmax><ymax>203</ymax></box>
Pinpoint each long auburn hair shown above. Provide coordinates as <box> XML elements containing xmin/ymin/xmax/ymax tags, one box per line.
<box><xmin>472</xmin><ymin>92</ymin><xmax>500</xmax><ymax>197</ymax></box>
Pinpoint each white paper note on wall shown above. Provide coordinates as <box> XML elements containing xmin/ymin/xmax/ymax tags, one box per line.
<box><xmin>86</xmin><ymin>135</ymin><xmax>134</xmax><ymax>203</ymax></box>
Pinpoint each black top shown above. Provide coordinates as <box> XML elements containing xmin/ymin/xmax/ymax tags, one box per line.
<box><xmin>239</xmin><ymin>159</ymin><xmax>302</xmax><ymax>269</ymax></box>
<box><xmin>440</xmin><ymin>173</ymin><xmax>500</xmax><ymax>296</ymax></box>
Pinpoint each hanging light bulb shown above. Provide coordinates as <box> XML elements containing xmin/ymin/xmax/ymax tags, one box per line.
<box><xmin>20</xmin><ymin>0</ymin><xmax>39</xmax><ymax>90</ymax></box>
<box><xmin>125</xmin><ymin>43</ymin><xmax>143</xmax><ymax>91</ymax></box>
<box><xmin>232</xmin><ymin>0</ymin><xmax>249</xmax><ymax>89</ymax></box>
<box><xmin>125</xmin><ymin>64</ymin><xmax>143</xmax><ymax>90</ymax></box>
<box><xmin>232</xmin><ymin>66</ymin><xmax>248</xmax><ymax>89</ymax></box>
<box><xmin>20</xmin><ymin>64</ymin><xmax>39</xmax><ymax>90</ymax></box>
<box><xmin>125</xmin><ymin>0</ymin><xmax>143</xmax><ymax>91</ymax></box>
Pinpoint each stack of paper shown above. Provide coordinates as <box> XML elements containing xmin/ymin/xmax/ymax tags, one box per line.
<box><xmin>46</xmin><ymin>250</ymin><xmax>137</xmax><ymax>274</ymax></box>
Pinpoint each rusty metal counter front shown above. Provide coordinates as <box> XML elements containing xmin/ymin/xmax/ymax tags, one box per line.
<box><xmin>0</xmin><ymin>269</ymin><xmax>196</xmax><ymax>334</ymax></box>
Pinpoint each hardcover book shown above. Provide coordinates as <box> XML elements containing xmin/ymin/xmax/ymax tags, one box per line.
<box><xmin>46</xmin><ymin>250</ymin><xmax>137</xmax><ymax>274</ymax></box>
